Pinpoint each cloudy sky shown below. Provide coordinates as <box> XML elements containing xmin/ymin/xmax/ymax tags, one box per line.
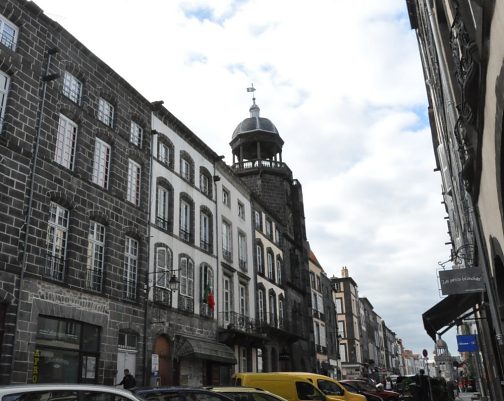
<box><xmin>34</xmin><ymin>0</ymin><xmax>456</xmax><ymax>355</ymax></box>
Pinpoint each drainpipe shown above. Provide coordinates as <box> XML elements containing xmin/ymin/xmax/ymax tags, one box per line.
<box><xmin>10</xmin><ymin>47</ymin><xmax>59</xmax><ymax>382</ymax></box>
<box><xmin>142</xmin><ymin>128</ymin><xmax>156</xmax><ymax>386</ymax></box>
<box><xmin>213</xmin><ymin>159</ymin><xmax>221</xmax><ymax>331</ymax></box>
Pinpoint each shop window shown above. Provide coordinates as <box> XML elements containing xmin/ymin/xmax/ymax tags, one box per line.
<box><xmin>35</xmin><ymin>316</ymin><xmax>100</xmax><ymax>384</ymax></box>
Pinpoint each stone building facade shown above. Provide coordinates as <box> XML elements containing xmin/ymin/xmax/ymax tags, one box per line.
<box><xmin>0</xmin><ymin>0</ymin><xmax>152</xmax><ymax>384</ymax></box>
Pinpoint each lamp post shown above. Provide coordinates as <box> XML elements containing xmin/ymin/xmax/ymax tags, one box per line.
<box><xmin>142</xmin><ymin>267</ymin><xmax>180</xmax><ymax>385</ymax></box>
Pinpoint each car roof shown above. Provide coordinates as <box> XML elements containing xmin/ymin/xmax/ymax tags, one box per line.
<box><xmin>206</xmin><ymin>387</ymin><xmax>289</xmax><ymax>401</ymax></box>
<box><xmin>0</xmin><ymin>384</ymin><xmax>138</xmax><ymax>398</ymax></box>
<box><xmin>135</xmin><ymin>387</ymin><xmax>220</xmax><ymax>394</ymax></box>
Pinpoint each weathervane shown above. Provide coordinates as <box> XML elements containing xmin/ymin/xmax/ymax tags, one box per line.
<box><xmin>247</xmin><ymin>83</ymin><xmax>256</xmax><ymax>104</ymax></box>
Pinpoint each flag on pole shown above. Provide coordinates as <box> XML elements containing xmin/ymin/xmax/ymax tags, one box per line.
<box><xmin>204</xmin><ymin>284</ymin><xmax>215</xmax><ymax>310</ymax></box>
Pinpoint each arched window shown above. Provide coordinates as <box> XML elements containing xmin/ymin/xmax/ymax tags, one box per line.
<box><xmin>156</xmin><ymin>179</ymin><xmax>173</xmax><ymax>232</ymax></box>
<box><xmin>257</xmin><ymin>287</ymin><xmax>266</xmax><ymax>322</ymax></box>
<box><xmin>268</xmin><ymin>290</ymin><xmax>277</xmax><ymax>327</ymax></box>
<box><xmin>200</xmin><ymin>263</ymin><xmax>214</xmax><ymax>318</ymax></box>
<box><xmin>267</xmin><ymin>249</ymin><xmax>275</xmax><ymax>282</ymax></box>
<box><xmin>256</xmin><ymin>241</ymin><xmax>264</xmax><ymax>275</ymax></box>
<box><xmin>155</xmin><ymin>246</ymin><xmax>173</xmax><ymax>289</ymax></box>
<box><xmin>199</xmin><ymin>167</ymin><xmax>213</xmax><ymax>198</ymax></box>
<box><xmin>276</xmin><ymin>256</ymin><xmax>282</xmax><ymax>285</ymax></box>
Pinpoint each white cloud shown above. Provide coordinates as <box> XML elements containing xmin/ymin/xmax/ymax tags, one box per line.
<box><xmin>35</xmin><ymin>0</ymin><xmax>455</xmax><ymax>353</ymax></box>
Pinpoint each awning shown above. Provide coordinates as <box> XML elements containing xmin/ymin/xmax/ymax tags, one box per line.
<box><xmin>175</xmin><ymin>337</ymin><xmax>237</xmax><ymax>365</ymax></box>
<box><xmin>422</xmin><ymin>292</ymin><xmax>481</xmax><ymax>341</ymax></box>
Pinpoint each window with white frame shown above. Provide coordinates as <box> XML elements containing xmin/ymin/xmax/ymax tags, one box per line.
<box><xmin>200</xmin><ymin>172</ymin><xmax>210</xmax><ymax>197</ymax></box>
<box><xmin>62</xmin><ymin>71</ymin><xmax>82</xmax><ymax>104</ymax></box>
<box><xmin>338</xmin><ymin>320</ymin><xmax>345</xmax><ymax>338</ymax></box>
<box><xmin>265</xmin><ymin>218</ymin><xmax>273</xmax><ymax>239</ymax></box>
<box><xmin>179</xmin><ymin>256</ymin><xmax>194</xmax><ymax>298</ymax></box>
<box><xmin>267</xmin><ymin>251</ymin><xmax>274</xmax><ymax>281</ymax></box>
<box><xmin>339</xmin><ymin>343</ymin><xmax>347</xmax><ymax>362</ymax></box>
<box><xmin>257</xmin><ymin>348</ymin><xmax>263</xmax><ymax>372</ymax></box>
<box><xmin>0</xmin><ymin>71</ymin><xmax>9</xmax><ymax>128</ymax></box>
<box><xmin>238</xmin><ymin>201</ymin><xmax>245</xmax><ymax>219</ymax></box>
<box><xmin>0</xmin><ymin>15</ymin><xmax>18</xmax><ymax>50</ymax></box>
<box><xmin>124</xmin><ymin>236</ymin><xmax>138</xmax><ymax>300</ymax></box>
<box><xmin>276</xmin><ymin>257</ymin><xmax>282</xmax><ymax>285</ymax></box>
<box><xmin>239</xmin><ymin>283</ymin><xmax>247</xmax><ymax>317</ymax></box>
<box><xmin>256</xmin><ymin>243</ymin><xmax>263</xmax><ymax>274</ymax></box>
<box><xmin>254</xmin><ymin>210</ymin><xmax>261</xmax><ymax>230</ymax></box>
<box><xmin>156</xmin><ymin>246</ymin><xmax>173</xmax><ymax>289</ymax></box>
<box><xmin>97</xmin><ymin>98</ymin><xmax>114</xmax><ymax>127</ymax></box>
<box><xmin>335</xmin><ymin>297</ymin><xmax>343</xmax><ymax>314</ymax></box>
<box><xmin>200</xmin><ymin>210</ymin><xmax>211</xmax><ymax>252</ymax></box>
<box><xmin>179</xmin><ymin>199</ymin><xmax>191</xmax><ymax>242</ymax></box>
<box><xmin>223</xmin><ymin>275</ymin><xmax>232</xmax><ymax>322</ymax></box>
<box><xmin>222</xmin><ymin>220</ymin><xmax>232</xmax><ymax>261</ymax></box>
<box><xmin>320</xmin><ymin>323</ymin><xmax>326</xmax><ymax>347</ymax></box>
<box><xmin>314</xmin><ymin>322</ymin><xmax>321</xmax><ymax>346</ymax></box>
<box><xmin>45</xmin><ymin>202</ymin><xmax>69</xmax><ymax>281</ymax></box>
<box><xmin>222</xmin><ymin>187</ymin><xmax>230</xmax><ymax>207</ymax></box>
<box><xmin>238</xmin><ymin>231</ymin><xmax>247</xmax><ymax>269</ymax></box>
<box><xmin>54</xmin><ymin>114</ymin><xmax>78</xmax><ymax>170</ymax></box>
<box><xmin>310</xmin><ymin>272</ymin><xmax>316</xmax><ymax>289</ymax></box>
<box><xmin>156</xmin><ymin>185</ymin><xmax>170</xmax><ymax>230</ymax></box>
<box><xmin>86</xmin><ymin>221</ymin><xmax>105</xmax><ymax>291</ymax></box>
<box><xmin>268</xmin><ymin>292</ymin><xmax>277</xmax><ymax>326</ymax></box>
<box><xmin>92</xmin><ymin>138</ymin><xmax>111</xmax><ymax>189</ymax></box>
<box><xmin>180</xmin><ymin>157</ymin><xmax>192</xmax><ymax>182</ymax></box>
<box><xmin>278</xmin><ymin>298</ymin><xmax>284</xmax><ymax>327</ymax></box>
<box><xmin>258</xmin><ymin>289</ymin><xmax>265</xmax><ymax>322</ymax></box>
<box><xmin>130</xmin><ymin>121</ymin><xmax>143</xmax><ymax>147</ymax></box>
<box><xmin>275</xmin><ymin>227</ymin><xmax>280</xmax><ymax>244</ymax></box>
<box><xmin>127</xmin><ymin>159</ymin><xmax>141</xmax><ymax>206</ymax></box>
<box><xmin>240</xmin><ymin>347</ymin><xmax>247</xmax><ymax>372</ymax></box>
<box><xmin>200</xmin><ymin>264</ymin><xmax>214</xmax><ymax>302</ymax></box>
<box><xmin>158</xmin><ymin>141</ymin><xmax>171</xmax><ymax>165</ymax></box>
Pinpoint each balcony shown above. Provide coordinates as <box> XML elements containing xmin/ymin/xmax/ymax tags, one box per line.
<box><xmin>200</xmin><ymin>239</ymin><xmax>212</xmax><ymax>253</ymax></box>
<box><xmin>223</xmin><ymin>249</ymin><xmax>232</xmax><ymax>262</ymax></box>
<box><xmin>200</xmin><ymin>302</ymin><xmax>214</xmax><ymax>319</ymax></box>
<box><xmin>218</xmin><ymin>311</ymin><xmax>259</xmax><ymax>333</ymax></box>
<box><xmin>156</xmin><ymin>216</ymin><xmax>170</xmax><ymax>231</ymax></box>
<box><xmin>153</xmin><ymin>287</ymin><xmax>173</xmax><ymax>307</ymax></box>
<box><xmin>177</xmin><ymin>294</ymin><xmax>194</xmax><ymax>313</ymax></box>
<box><xmin>179</xmin><ymin>228</ymin><xmax>191</xmax><ymax>243</ymax></box>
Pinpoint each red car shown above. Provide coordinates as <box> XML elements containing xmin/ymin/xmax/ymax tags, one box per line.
<box><xmin>340</xmin><ymin>380</ymin><xmax>400</xmax><ymax>401</ymax></box>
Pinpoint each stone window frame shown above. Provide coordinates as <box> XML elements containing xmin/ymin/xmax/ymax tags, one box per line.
<box><xmin>0</xmin><ymin>15</ymin><xmax>18</xmax><ymax>51</ymax></box>
<box><xmin>54</xmin><ymin>113</ymin><xmax>78</xmax><ymax>170</ymax></box>
<box><xmin>179</xmin><ymin>193</ymin><xmax>194</xmax><ymax>244</ymax></box>
<box><xmin>62</xmin><ymin>70</ymin><xmax>83</xmax><ymax>105</ymax></box>
<box><xmin>199</xmin><ymin>166</ymin><xmax>212</xmax><ymax>198</ymax></box>
<box><xmin>155</xmin><ymin>178</ymin><xmax>174</xmax><ymax>233</ymax></box>
<box><xmin>199</xmin><ymin>206</ymin><xmax>213</xmax><ymax>253</ymax></box>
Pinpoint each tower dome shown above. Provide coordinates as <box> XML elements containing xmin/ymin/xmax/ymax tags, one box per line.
<box><xmin>230</xmin><ymin>92</ymin><xmax>285</xmax><ymax>168</ymax></box>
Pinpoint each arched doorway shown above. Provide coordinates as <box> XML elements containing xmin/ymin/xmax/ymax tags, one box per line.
<box><xmin>154</xmin><ymin>335</ymin><xmax>173</xmax><ymax>386</ymax></box>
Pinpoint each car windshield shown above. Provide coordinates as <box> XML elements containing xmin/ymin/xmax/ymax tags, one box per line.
<box><xmin>221</xmin><ymin>392</ymin><xmax>280</xmax><ymax>401</ymax></box>
<box><xmin>317</xmin><ymin>379</ymin><xmax>343</xmax><ymax>396</ymax></box>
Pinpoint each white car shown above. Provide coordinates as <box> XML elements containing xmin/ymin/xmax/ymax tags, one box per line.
<box><xmin>0</xmin><ymin>384</ymin><xmax>146</xmax><ymax>401</ymax></box>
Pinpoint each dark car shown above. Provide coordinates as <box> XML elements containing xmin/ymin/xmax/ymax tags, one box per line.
<box><xmin>134</xmin><ymin>387</ymin><xmax>235</xmax><ymax>401</ymax></box>
<box><xmin>338</xmin><ymin>382</ymin><xmax>383</xmax><ymax>401</ymax></box>
<box><xmin>340</xmin><ymin>380</ymin><xmax>400</xmax><ymax>401</ymax></box>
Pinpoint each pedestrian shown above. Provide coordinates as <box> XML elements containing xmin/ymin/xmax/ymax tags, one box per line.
<box><xmin>385</xmin><ymin>377</ymin><xmax>393</xmax><ymax>390</ymax></box>
<box><xmin>414</xmin><ymin>369</ymin><xmax>430</xmax><ymax>401</ymax></box>
<box><xmin>118</xmin><ymin>369</ymin><xmax>136</xmax><ymax>389</ymax></box>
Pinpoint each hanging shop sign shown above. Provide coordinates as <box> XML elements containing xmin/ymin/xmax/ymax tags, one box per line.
<box><xmin>457</xmin><ymin>335</ymin><xmax>478</xmax><ymax>352</ymax></box>
<box><xmin>439</xmin><ymin>268</ymin><xmax>484</xmax><ymax>295</ymax></box>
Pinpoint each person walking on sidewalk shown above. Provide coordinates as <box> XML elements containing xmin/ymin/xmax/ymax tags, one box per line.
<box><xmin>118</xmin><ymin>369</ymin><xmax>136</xmax><ymax>390</ymax></box>
<box><xmin>414</xmin><ymin>369</ymin><xmax>430</xmax><ymax>401</ymax></box>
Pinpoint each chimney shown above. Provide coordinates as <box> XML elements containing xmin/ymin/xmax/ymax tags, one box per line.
<box><xmin>341</xmin><ymin>266</ymin><xmax>349</xmax><ymax>278</ymax></box>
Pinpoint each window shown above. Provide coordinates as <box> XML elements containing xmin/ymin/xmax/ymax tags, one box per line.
<box><xmin>238</xmin><ymin>232</ymin><xmax>247</xmax><ymax>269</ymax></box>
<box><xmin>180</xmin><ymin>156</ymin><xmax>193</xmax><ymax>182</ymax></box>
<box><xmin>200</xmin><ymin>171</ymin><xmax>211</xmax><ymax>197</ymax></box>
<box><xmin>275</xmin><ymin>227</ymin><xmax>281</xmax><ymax>244</ymax></box>
<box><xmin>267</xmin><ymin>251</ymin><xmax>275</xmax><ymax>281</ymax></box>
<box><xmin>127</xmin><ymin>160</ymin><xmax>141</xmax><ymax>206</ymax></box>
<box><xmin>54</xmin><ymin>114</ymin><xmax>78</xmax><ymax>170</ymax></box>
<box><xmin>339</xmin><ymin>343</ymin><xmax>347</xmax><ymax>363</ymax></box>
<box><xmin>35</xmin><ymin>316</ymin><xmax>100</xmax><ymax>384</ymax></box>
<box><xmin>92</xmin><ymin>138</ymin><xmax>111</xmax><ymax>189</ymax></box>
<box><xmin>265</xmin><ymin>218</ymin><xmax>273</xmax><ymax>239</ymax></box>
<box><xmin>200</xmin><ymin>209</ymin><xmax>212</xmax><ymax>252</ymax></box>
<box><xmin>156</xmin><ymin>185</ymin><xmax>171</xmax><ymax>230</ymax></box>
<box><xmin>338</xmin><ymin>321</ymin><xmax>345</xmax><ymax>338</ymax></box>
<box><xmin>256</xmin><ymin>243</ymin><xmax>263</xmax><ymax>274</ymax></box>
<box><xmin>254</xmin><ymin>210</ymin><xmax>262</xmax><ymax>230</ymax></box>
<box><xmin>158</xmin><ymin>140</ymin><xmax>171</xmax><ymax>166</ymax></box>
<box><xmin>276</xmin><ymin>257</ymin><xmax>282</xmax><ymax>285</ymax></box>
<box><xmin>155</xmin><ymin>246</ymin><xmax>173</xmax><ymax>289</ymax></box>
<box><xmin>316</xmin><ymin>276</ymin><xmax>321</xmax><ymax>292</ymax></box>
<box><xmin>222</xmin><ymin>187</ymin><xmax>230</xmax><ymax>207</ymax></box>
<box><xmin>258</xmin><ymin>289</ymin><xmax>265</xmax><ymax>322</ymax></box>
<box><xmin>124</xmin><ymin>236</ymin><xmax>138</xmax><ymax>300</ymax></box>
<box><xmin>62</xmin><ymin>71</ymin><xmax>82</xmax><ymax>104</ymax></box>
<box><xmin>335</xmin><ymin>298</ymin><xmax>343</xmax><ymax>314</ymax></box>
<box><xmin>222</xmin><ymin>220</ymin><xmax>232</xmax><ymax>261</ymax></box>
<box><xmin>268</xmin><ymin>292</ymin><xmax>277</xmax><ymax>326</ymax></box>
<box><xmin>0</xmin><ymin>15</ymin><xmax>18</xmax><ymax>50</ymax></box>
<box><xmin>279</xmin><ymin>298</ymin><xmax>284</xmax><ymax>327</ymax></box>
<box><xmin>179</xmin><ymin>199</ymin><xmax>191</xmax><ymax>242</ymax></box>
<box><xmin>200</xmin><ymin>264</ymin><xmax>214</xmax><ymax>303</ymax></box>
<box><xmin>97</xmin><ymin>98</ymin><xmax>114</xmax><ymax>127</ymax></box>
<box><xmin>238</xmin><ymin>201</ymin><xmax>245</xmax><ymax>219</ymax></box>
<box><xmin>130</xmin><ymin>121</ymin><xmax>143</xmax><ymax>147</ymax></box>
<box><xmin>239</xmin><ymin>283</ymin><xmax>247</xmax><ymax>316</ymax></box>
<box><xmin>223</xmin><ymin>275</ymin><xmax>232</xmax><ymax>322</ymax></box>
<box><xmin>240</xmin><ymin>347</ymin><xmax>247</xmax><ymax>372</ymax></box>
<box><xmin>86</xmin><ymin>221</ymin><xmax>105</xmax><ymax>291</ymax></box>
<box><xmin>314</xmin><ymin>322</ymin><xmax>321</xmax><ymax>346</ymax></box>
<box><xmin>179</xmin><ymin>256</ymin><xmax>194</xmax><ymax>298</ymax></box>
<box><xmin>0</xmin><ymin>71</ymin><xmax>9</xmax><ymax>129</ymax></box>
<box><xmin>310</xmin><ymin>272</ymin><xmax>316</xmax><ymax>289</ymax></box>
<box><xmin>45</xmin><ymin>202</ymin><xmax>69</xmax><ymax>281</ymax></box>
<box><xmin>296</xmin><ymin>382</ymin><xmax>325</xmax><ymax>401</ymax></box>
